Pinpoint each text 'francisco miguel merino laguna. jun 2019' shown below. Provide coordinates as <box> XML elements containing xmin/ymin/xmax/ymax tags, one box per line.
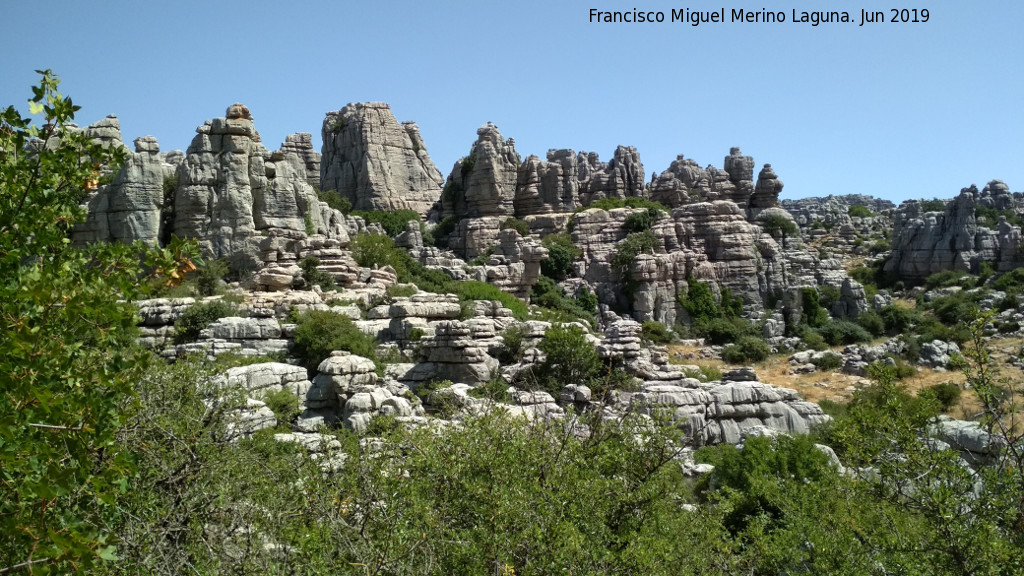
<box><xmin>588</xmin><ymin>7</ymin><xmax>931</xmax><ymax>26</ymax></box>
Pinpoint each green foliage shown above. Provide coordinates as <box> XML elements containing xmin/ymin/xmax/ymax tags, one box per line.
<box><xmin>459</xmin><ymin>152</ymin><xmax>476</xmax><ymax>174</ymax></box>
<box><xmin>924</xmin><ymin>268</ymin><xmax>971</xmax><ymax>290</ymax></box>
<box><xmin>466</xmin><ymin>247</ymin><xmax>494</xmax><ymax>266</ymax></box>
<box><xmin>385</xmin><ymin>283</ymin><xmax>418</xmax><ymax>299</ymax></box>
<box><xmin>0</xmin><ymin>71</ymin><xmax>203</xmax><ymax>573</ymax></box>
<box><xmin>584</xmin><ymin>196</ymin><xmax>669</xmax><ymax>214</ymax></box>
<box><xmin>299</xmin><ymin>255</ymin><xmax>336</xmax><ymax>290</ymax></box>
<box><xmin>856</xmin><ymin>309</ymin><xmax>885</xmax><ymax>336</ymax></box>
<box><xmin>304</xmin><ymin>208</ymin><xmax>315</xmax><ymax>235</ymax></box>
<box><xmin>174</xmin><ymin>299</ymin><xmax>237</xmax><ymax>344</ymax></box>
<box><xmin>430</xmin><ymin>215</ymin><xmax>457</xmax><ymax>248</ymax></box>
<box><xmin>811</xmin><ymin>351</ymin><xmax>844</xmax><ymax>371</ymax></box>
<box><xmin>918</xmin><ymin>198</ymin><xmax>947</xmax><ymax>212</ymax></box>
<box><xmin>262</xmin><ymin>388</ymin><xmax>301</xmax><ymax>425</ymax></box>
<box><xmin>535</xmin><ymin>324</ymin><xmax>603</xmax><ymax>393</ymax></box>
<box><xmin>721</xmin><ymin>336</ymin><xmax>771</xmax><ymax>363</ymax></box>
<box><xmin>292</xmin><ymin>309</ymin><xmax>377</xmax><ymax>372</ymax></box>
<box><xmin>496</xmin><ymin>324</ymin><xmax>527</xmax><ymax>364</ymax></box>
<box><xmin>531</xmin><ymin>276</ymin><xmax>596</xmax><ymax>325</ymax></box>
<box><xmin>975</xmin><ymin>204</ymin><xmax>1024</xmax><ymax>229</ymax></box>
<box><xmin>993</xmin><ymin>267</ymin><xmax>1024</xmax><ymax>295</ymax></box>
<box><xmin>816</xmin><ymin>319</ymin><xmax>873</xmax><ymax>346</ymax></box>
<box><xmin>499</xmin><ymin>217</ymin><xmax>530</xmax><ymax>236</ymax></box>
<box><xmin>468</xmin><ymin>376</ymin><xmax>513</xmax><ymax>403</ymax></box>
<box><xmin>868</xmin><ymin>238</ymin><xmax>891</xmax><ymax>254</ymax></box>
<box><xmin>800</xmin><ymin>328</ymin><xmax>829</xmax><ymax>351</ymax></box>
<box><xmin>918</xmin><ymin>382</ymin><xmax>962</xmax><ymax>412</ymax></box>
<box><xmin>610</xmin><ymin>230</ymin><xmax>657</xmax><ymax>273</ymax></box>
<box><xmin>759</xmin><ymin>213</ymin><xmax>799</xmax><ymax>237</ymax></box>
<box><xmin>318</xmin><ymin>188</ymin><xmax>351</xmax><ymax>213</ymax></box>
<box><xmin>641</xmin><ymin>320</ymin><xmax>674</xmax><ymax>344</ymax></box>
<box><xmin>925</xmin><ymin>289</ymin><xmax>982</xmax><ymax>326</ymax></box>
<box><xmin>847</xmin><ymin>204</ymin><xmax>873</xmax><ymax>218</ymax></box>
<box><xmin>407</xmin><ymin>327</ymin><xmax>425</xmax><ymax>341</ymax></box>
<box><xmin>195</xmin><ymin>257</ymin><xmax>229</xmax><ymax>296</ymax></box>
<box><xmin>680</xmin><ymin>280</ymin><xmax>721</xmax><ymax>322</ymax></box>
<box><xmin>622</xmin><ymin>206</ymin><xmax>663</xmax><ymax>233</ymax></box>
<box><xmin>458</xmin><ymin>280</ymin><xmax>528</xmax><ymax>320</ymax></box>
<box><xmin>540</xmin><ymin>232</ymin><xmax>582</xmax><ymax>281</ymax></box>
<box><xmin>350</xmin><ymin>208</ymin><xmax>422</xmax><ymax>237</ymax></box>
<box><xmin>878</xmin><ymin>304</ymin><xmax>921</xmax><ymax>335</ymax></box>
<box><xmin>697</xmin><ymin>316</ymin><xmax>753</xmax><ymax>346</ymax></box>
<box><xmin>800</xmin><ymin>287</ymin><xmax>831</xmax><ymax>328</ymax></box>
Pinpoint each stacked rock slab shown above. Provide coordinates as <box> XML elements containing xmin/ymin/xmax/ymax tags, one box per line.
<box><xmin>73</xmin><ymin>117</ymin><xmax>170</xmax><ymax>247</ymax></box>
<box><xmin>279</xmin><ymin>133</ymin><xmax>321</xmax><ymax>189</ymax></box>
<box><xmin>885</xmin><ymin>182</ymin><xmax>1024</xmax><ymax>281</ymax></box>
<box><xmin>320</xmin><ymin>102</ymin><xmax>443</xmax><ymax>216</ymax></box>
<box><xmin>649</xmin><ymin>148</ymin><xmax>774</xmax><ymax>216</ymax></box>
<box><xmin>576</xmin><ymin>146</ymin><xmax>645</xmax><ymax>204</ymax></box>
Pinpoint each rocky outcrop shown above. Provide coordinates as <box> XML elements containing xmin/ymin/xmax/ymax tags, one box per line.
<box><xmin>515</xmin><ymin>149</ymin><xmax>580</xmax><ymax>216</ymax></box>
<box><xmin>280</xmin><ymin>133</ymin><xmax>321</xmax><ymax>189</ymax></box>
<box><xmin>649</xmin><ymin>148</ymin><xmax>782</xmax><ymax>215</ymax></box>
<box><xmin>441</xmin><ymin>122</ymin><xmax>520</xmax><ymax>221</ymax></box>
<box><xmin>576</xmin><ymin>146</ymin><xmax>645</xmax><ymax>204</ymax></box>
<box><xmin>73</xmin><ymin>120</ymin><xmax>171</xmax><ymax>247</ymax></box>
<box><xmin>320</xmin><ymin>102</ymin><xmax>443</xmax><ymax>216</ymax></box>
<box><xmin>885</xmin><ymin>182</ymin><xmax>1023</xmax><ymax>281</ymax></box>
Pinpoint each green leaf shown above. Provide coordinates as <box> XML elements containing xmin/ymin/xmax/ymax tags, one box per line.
<box><xmin>28</xmin><ymin>100</ymin><xmax>43</xmax><ymax>115</ymax></box>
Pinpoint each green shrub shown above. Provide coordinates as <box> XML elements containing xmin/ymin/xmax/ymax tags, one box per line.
<box><xmin>500</xmin><ymin>217</ymin><xmax>530</xmax><ymax>237</ymax></box>
<box><xmin>431</xmin><ymin>215</ymin><xmax>457</xmax><ymax>248</ymax></box>
<box><xmin>879</xmin><ymin>305</ymin><xmax>921</xmax><ymax>335</ymax></box>
<box><xmin>817</xmin><ymin>320</ymin><xmax>873</xmax><ymax>346</ymax></box>
<box><xmin>847</xmin><ymin>205</ymin><xmax>873</xmax><ymax>218</ymax></box>
<box><xmin>817</xmin><ymin>285</ymin><xmax>841</xmax><ymax>312</ymax></box>
<box><xmin>318</xmin><ymin>189</ymin><xmax>351</xmax><ymax>213</ymax></box>
<box><xmin>457</xmin><ymin>281</ymin><xmax>528</xmax><ymax>320</ymax></box>
<box><xmin>918</xmin><ymin>382</ymin><xmax>962</xmax><ymax>412</ymax></box>
<box><xmin>407</xmin><ymin>327</ymin><xmax>425</xmax><ymax>341</ymax></box>
<box><xmin>801</xmin><ymin>329</ymin><xmax>829</xmax><ymax>351</ymax></box>
<box><xmin>800</xmin><ymin>287</ymin><xmax>830</xmax><ymax>328</ymax></box>
<box><xmin>385</xmin><ymin>284</ymin><xmax>418</xmax><ymax>299</ymax></box>
<box><xmin>531</xmin><ymin>276</ymin><xmax>596</xmax><ymax>326</ymax></box>
<box><xmin>300</xmin><ymin>256</ymin><xmax>336</xmax><ymax>290</ymax></box>
<box><xmin>540</xmin><ymin>232</ymin><xmax>582</xmax><ymax>281</ymax></box>
<box><xmin>195</xmin><ymin>258</ymin><xmax>230</xmax><ymax>297</ymax></box>
<box><xmin>459</xmin><ymin>153</ymin><xmax>476</xmax><ymax>175</ymax></box>
<box><xmin>868</xmin><ymin>238</ymin><xmax>891</xmax><ymax>254</ymax></box>
<box><xmin>292</xmin><ymin>309</ymin><xmax>377</xmax><ymax>372</ymax></box>
<box><xmin>537</xmin><ymin>324</ymin><xmax>602</xmax><ymax>393</ymax></box>
<box><xmin>350</xmin><ymin>233</ymin><xmax>408</xmax><ymax>276</ymax></box>
<box><xmin>927</xmin><ymin>291</ymin><xmax>981</xmax><ymax>325</ymax></box>
<box><xmin>759</xmin><ymin>214</ymin><xmax>799</xmax><ymax>237</ymax></box>
<box><xmin>623</xmin><ymin>207</ymin><xmax>664</xmax><ymax>233</ymax></box>
<box><xmin>496</xmin><ymin>324</ymin><xmax>527</xmax><ymax>364</ymax></box>
<box><xmin>721</xmin><ymin>336</ymin><xmax>771</xmax><ymax>363</ymax></box>
<box><xmin>174</xmin><ymin>300</ymin><xmax>237</xmax><ymax>344</ymax></box>
<box><xmin>918</xmin><ymin>198</ymin><xmax>947</xmax><ymax>212</ymax></box>
<box><xmin>641</xmin><ymin>321</ymin><xmax>674</xmax><ymax>344</ymax></box>
<box><xmin>993</xmin><ymin>268</ymin><xmax>1024</xmax><ymax>295</ymax></box>
<box><xmin>696</xmin><ymin>316</ymin><xmax>749</xmax><ymax>345</ymax></box>
<box><xmin>468</xmin><ymin>377</ymin><xmax>512</xmax><ymax>403</ymax></box>
<box><xmin>856</xmin><ymin>310</ymin><xmax>886</xmax><ymax>337</ymax></box>
<box><xmin>350</xmin><ymin>209</ymin><xmax>422</xmax><ymax>237</ymax></box>
<box><xmin>262</xmin><ymin>388</ymin><xmax>301</xmax><ymax>426</ymax></box>
<box><xmin>811</xmin><ymin>352</ymin><xmax>844</xmax><ymax>371</ymax></box>
<box><xmin>924</xmin><ymin>269</ymin><xmax>971</xmax><ymax>290</ymax></box>
<box><xmin>611</xmin><ymin>230</ymin><xmax>657</xmax><ymax>272</ymax></box>
<box><xmin>975</xmin><ymin>205</ymin><xmax>1024</xmax><ymax>229</ymax></box>
<box><xmin>584</xmin><ymin>197</ymin><xmax>668</xmax><ymax>213</ymax></box>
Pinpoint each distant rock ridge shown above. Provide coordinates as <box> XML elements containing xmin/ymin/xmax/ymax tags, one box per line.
<box><xmin>320</xmin><ymin>102</ymin><xmax>443</xmax><ymax>216</ymax></box>
<box><xmin>885</xmin><ymin>181</ymin><xmax>1024</xmax><ymax>281</ymax></box>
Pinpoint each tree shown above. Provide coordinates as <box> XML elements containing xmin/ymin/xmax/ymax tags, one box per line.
<box><xmin>0</xmin><ymin>71</ymin><xmax>197</xmax><ymax>574</ymax></box>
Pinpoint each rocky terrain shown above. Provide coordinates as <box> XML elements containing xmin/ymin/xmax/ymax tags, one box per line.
<box><xmin>69</xmin><ymin>102</ymin><xmax>1024</xmax><ymax>453</ymax></box>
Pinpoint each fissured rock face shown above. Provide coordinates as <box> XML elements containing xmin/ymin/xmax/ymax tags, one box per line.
<box><xmin>320</xmin><ymin>102</ymin><xmax>443</xmax><ymax>216</ymax></box>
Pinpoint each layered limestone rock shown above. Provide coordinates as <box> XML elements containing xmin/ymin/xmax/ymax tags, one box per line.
<box><xmin>465</xmin><ymin>229</ymin><xmax>548</xmax><ymax>299</ymax></box>
<box><xmin>320</xmin><ymin>102</ymin><xmax>443</xmax><ymax>216</ymax></box>
<box><xmin>441</xmin><ymin>122</ymin><xmax>520</xmax><ymax>221</ymax></box>
<box><xmin>74</xmin><ymin>133</ymin><xmax>170</xmax><ymax>246</ymax></box>
<box><xmin>571</xmin><ymin>202</ymin><xmax>787</xmax><ymax>324</ymax></box>
<box><xmin>515</xmin><ymin>149</ymin><xmax>580</xmax><ymax>216</ymax></box>
<box><xmin>885</xmin><ymin>182</ymin><xmax>1023</xmax><ymax>281</ymax></box>
<box><xmin>279</xmin><ymin>133</ymin><xmax>321</xmax><ymax>189</ymax></box>
<box><xmin>649</xmin><ymin>149</ymin><xmax>782</xmax><ymax>215</ymax></box>
<box><xmin>576</xmin><ymin>146</ymin><xmax>645</xmax><ymax>204</ymax></box>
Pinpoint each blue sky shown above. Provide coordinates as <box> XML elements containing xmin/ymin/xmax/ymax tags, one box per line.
<box><xmin>2</xmin><ymin>0</ymin><xmax>1021</xmax><ymax>202</ymax></box>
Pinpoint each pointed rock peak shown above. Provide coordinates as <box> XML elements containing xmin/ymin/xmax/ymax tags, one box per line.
<box><xmin>226</xmin><ymin>103</ymin><xmax>253</xmax><ymax>120</ymax></box>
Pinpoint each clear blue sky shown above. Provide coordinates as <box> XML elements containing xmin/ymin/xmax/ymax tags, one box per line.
<box><xmin>2</xmin><ymin>0</ymin><xmax>1021</xmax><ymax>202</ymax></box>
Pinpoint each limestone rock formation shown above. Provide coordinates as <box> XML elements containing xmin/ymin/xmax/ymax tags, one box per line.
<box><xmin>576</xmin><ymin>146</ymin><xmax>645</xmax><ymax>204</ymax></box>
<box><xmin>885</xmin><ymin>183</ymin><xmax>1023</xmax><ymax>281</ymax></box>
<box><xmin>441</xmin><ymin>122</ymin><xmax>520</xmax><ymax>220</ymax></box>
<box><xmin>320</xmin><ymin>102</ymin><xmax>443</xmax><ymax>216</ymax></box>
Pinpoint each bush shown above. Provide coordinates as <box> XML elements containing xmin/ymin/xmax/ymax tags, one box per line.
<box><xmin>611</xmin><ymin>230</ymin><xmax>657</xmax><ymax>273</ymax></box>
<box><xmin>496</xmin><ymin>324</ymin><xmax>527</xmax><ymax>364</ymax></box>
<box><xmin>800</xmin><ymin>287</ymin><xmax>831</xmax><ymax>328</ymax></box>
<box><xmin>759</xmin><ymin>213</ymin><xmax>799</xmax><ymax>237</ymax></box>
<box><xmin>300</xmin><ymin>255</ymin><xmax>336</xmax><ymax>290</ymax></box>
<box><xmin>856</xmin><ymin>310</ymin><xmax>886</xmax><ymax>337</ymax></box>
<box><xmin>385</xmin><ymin>284</ymin><xmax>418</xmax><ymax>299</ymax></box>
<box><xmin>879</xmin><ymin>305</ymin><xmax>921</xmax><ymax>336</ymax></box>
<box><xmin>430</xmin><ymin>215</ymin><xmax>457</xmax><ymax>248</ymax></box>
<box><xmin>350</xmin><ymin>209</ymin><xmax>422</xmax><ymax>237</ymax></box>
<box><xmin>262</xmin><ymin>388</ymin><xmax>301</xmax><ymax>426</ymax></box>
<box><xmin>811</xmin><ymin>352</ymin><xmax>844</xmax><ymax>371</ymax></box>
<box><xmin>292</xmin><ymin>310</ymin><xmax>377</xmax><ymax>372</ymax></box>
<box><xmin>457</xmin><ymin>281</ymin><xmax>528</xmax><ymax>320</ymax></box>
<box><xmin>927</xmin><ymin>290</ymin><xmax>981</xmax><ymax>325</ymax></box>
<box><xmin>623</xmin><ymin>207</ymin><xmax>663</xmax><ymax>233</ymax></box>
<box><xmin>500</xmin><ymin>217</ymin><xmax>530</xmax><ymax>237</ymax></box>
<box><xmin>540</xmin><ymin>232</ymin><xmax>582</xmax><ymax>281</ymax></box>
<box><xmin>924</xmin><ymin>269</ymin><xmax>971</xmax><ymax>290</ymax></box>
<box><xmin>918</xmin><ymin>198</ymin><xmax>947</xmax><ymax>212</ymax></box>
<box><xmin>318</xmin><ymin>189</ymin><xmax>351</xmax><ymax>213</ymax></box>
<box><xmin>536</xmin><ymin>324</ymin><xmax>602</xmax><ymax>393</ymax></box>
<box><xmin>993</xmin><ymin>268</ymin><xmax>1024</xmax><ymax>295</ymax></box>
<box><xmin>696</xmin><ymin>316</ymin><xmax>750</xmax><ymax>345</ymax></box>
<box><xmin>680</xmin><ymin>280</ymin><xmax>719</xmax><ymax>323</ymax></box>
<box><xmin>531</xmin><ymin>276</ymin><xmax>596</xmax><ymax>326</ymax></box>
<box><xmin>195</xmin><ymin>258</ymin><xmax>230</xmax><ymax>296</ymax></box>
<box><xmin>847</xmin><ymin>205</ymin><xmax>873</xmax><ymax>218</ymax></box>
<box><xmin>816</xmin><ymin>320</ymin><xmax>873</xmax><ymax>346</ymax></box>
<box><xmin>641</xmin><ymin>321</ymin><xmax>674</xmax><ymax>344</ymax></box>
<box><xmin>174</xmin><ymin>300</ymin><xmax>237</xmax><ymax>344</ymax></box>
<box><xmin>721</xmin><ymin>336</ymin><xmax>771</xmax><ymax>364</ymax></box>
<box><xmin>801</xmin><ymin>329</ymin><xmax>829</xmax><ymax>351</ymax></box>
<box><xmin>919</xmin><ymin>382</ymin><xmax>962</xmax><ymax>412</ymax></box>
